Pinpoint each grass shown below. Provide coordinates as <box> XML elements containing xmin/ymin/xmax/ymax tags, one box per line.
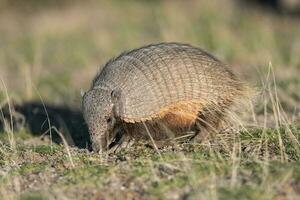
<box><xmin>1</xmin><ymin>127</ymin><xmax>300</xmax><ymax>199</ymax></box>
<box><xmin>0</xmin><ymin>0</ymin><xmax>300</xmax><ymax>199</ymax></box>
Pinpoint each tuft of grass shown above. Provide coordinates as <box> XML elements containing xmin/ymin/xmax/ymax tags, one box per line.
<box><xmin>18</xmin><ymin>193</ymin><xmax>48</xmax><ymax>200</ymax></box>
<box><xmin>32</xmin><ymin>145</ymin><xmax>61</xmax><ymax>155</ymax></box>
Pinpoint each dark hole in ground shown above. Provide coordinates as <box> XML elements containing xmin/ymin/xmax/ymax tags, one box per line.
<box><xmin>0</xmin><ymin>102</ymin><xmax>91</xmax><ymax>150</ymax></box>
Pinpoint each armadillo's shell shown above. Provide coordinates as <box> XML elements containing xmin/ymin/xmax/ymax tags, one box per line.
<box><xmin>93</xmin><ymin>43</ymin><xmax>242</xmax><ymax>123</ymax></box>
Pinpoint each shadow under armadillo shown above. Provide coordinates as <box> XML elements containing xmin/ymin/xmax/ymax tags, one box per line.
<box><xmin>0</xmin><ymin>102</ymin><xmax>91</xmax><ymax>150</ymax></box>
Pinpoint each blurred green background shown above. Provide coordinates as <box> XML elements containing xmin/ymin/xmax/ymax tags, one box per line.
<box><xmin>1</xmin><ymin>0</ymin><xmax>299</xmax><ymax>111</ymax></box>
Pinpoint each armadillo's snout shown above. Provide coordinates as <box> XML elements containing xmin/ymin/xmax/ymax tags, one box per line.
<box><xmin>91</xmin><ymin>133</ymin><xmax>110</xmax><ymax>152</ymax></box>
<box><xmin>89</xmin><ymin>122</ymin><xmax>119</xmax><ymax>152</ymax></box>
<box><xmin>91</xmin><ymin>137</ymin><xmax>109</xmax><ymax>152</ymax></box>
<box><xmin>90</xmin><ymin>124</ymin><xmax>124</xmax><ymax>152</ymax></box>
<box><xmin>87</xmin><ymin>123</ymin><xmax>110</xmax><ymax>152</ymax></box>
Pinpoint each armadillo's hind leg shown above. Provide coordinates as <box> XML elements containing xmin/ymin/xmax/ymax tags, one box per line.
<box><xmin>192</xmin><ymin>108</ymin><xmax>224</xmax><ymax>143</ymax></box>
<box><xmin>191</xmin><ymin>126</ymin><xmax>211</xmax><ymax>143</ymax></box>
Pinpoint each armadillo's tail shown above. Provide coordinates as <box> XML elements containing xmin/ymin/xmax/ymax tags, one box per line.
<box><xmin>222</xmin><ymin>82</ymin><xmax>258</xmax><ymax>132</ymax></box>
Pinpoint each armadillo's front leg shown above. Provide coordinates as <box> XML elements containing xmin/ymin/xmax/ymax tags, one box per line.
<box><xmin>109</xmin><ymin>90</ymin><xmax>132</xmax><ymax>153</ymax></box>
<box><xmin>108</xmin><ymin>133</ymin><xmax>135</xmax><ymax>154</ymax></box>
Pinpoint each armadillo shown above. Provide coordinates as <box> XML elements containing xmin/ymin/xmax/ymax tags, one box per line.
<box><xmin>82</xmin><ymin>43</ymin><xmax>249</xmax><ymax>152</ymax></box>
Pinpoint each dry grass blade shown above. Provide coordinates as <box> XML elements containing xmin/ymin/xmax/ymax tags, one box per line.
<box><xmin>0</xmin><ymin>77</ymin><xmax>15</xmax><ymax>149</ymax></box>
<box><xmin>42</xmin><ymin>126</ymin><xmax>75</xmax><ymax>168</ymax></box>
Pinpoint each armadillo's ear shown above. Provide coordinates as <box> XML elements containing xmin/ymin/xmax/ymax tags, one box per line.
<box><xmin>111</xmin><ymin>89</ymin><xmax>123</xmax><ymax>116</ymax></box>
<box><xmin>80</xmin><ymin>89</ymin><xmax>86</xmax><ymax>97</ymax></box>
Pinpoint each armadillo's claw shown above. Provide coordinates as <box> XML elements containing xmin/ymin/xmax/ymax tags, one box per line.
<box><xmin>108</xmin><ymin>135</ymin><xmax>135</xmax><ymax>154</ymax></box>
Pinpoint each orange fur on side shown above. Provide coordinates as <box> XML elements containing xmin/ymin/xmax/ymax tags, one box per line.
<box><xmin>159</xmin><ymin>100</ymin><xmax>203</xmax><ymax>130</ymax></box>
<box><xmin>122</xmin><ymin>100</ymin><xmax>205</xmax><ymax>140</ymax></box>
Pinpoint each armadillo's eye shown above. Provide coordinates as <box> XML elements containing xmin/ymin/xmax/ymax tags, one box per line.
<box><xmin>106</xmin><ymin>117</ymin><xmax>112</xmax><ymax>124</ymax></box>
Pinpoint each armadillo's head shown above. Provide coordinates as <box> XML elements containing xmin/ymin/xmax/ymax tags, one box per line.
<box><xmin>82</xmin><ymin>88</ymin><xmax>122</xmax><ymax>152</ymax></box>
